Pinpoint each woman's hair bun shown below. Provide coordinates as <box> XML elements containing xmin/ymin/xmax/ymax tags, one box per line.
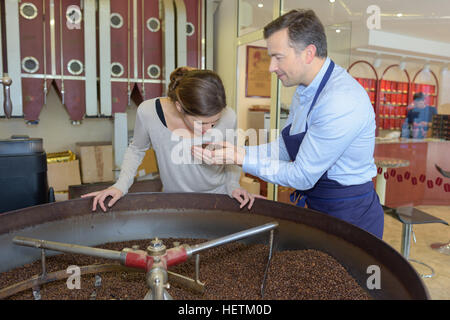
<box><xmin>168</xmin><ymin>66</ymin><xmax>195</xmax><ymax>93</ymax></box>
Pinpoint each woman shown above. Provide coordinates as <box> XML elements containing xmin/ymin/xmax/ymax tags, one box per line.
<box><xmin>82</xmin><ymin>67</ymin><xmax>263</xmax><ymax>211</ymax></box>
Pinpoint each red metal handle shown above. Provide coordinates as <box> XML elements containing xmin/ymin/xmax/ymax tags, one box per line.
<box><xmin>123</xmin><ymin>246</ymin><xmax>189</xmax><ymax>272</ymax></box>
<box><xmin>125</xmin><ymin>251</ymin><xmax>151</xmax><ymax>270</ymax></box>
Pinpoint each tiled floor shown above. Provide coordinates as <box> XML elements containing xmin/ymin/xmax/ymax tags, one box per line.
<box><xmin>382</xmin><ymin>205</ymin><xmax>450</xmax><ymax>300</ymax></box>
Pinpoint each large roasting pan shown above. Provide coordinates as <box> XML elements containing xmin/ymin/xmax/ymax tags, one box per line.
<box><xmin>0</xmin><ymin>193</ymin><xmax>428</xmax><ymax>299</ymax></box>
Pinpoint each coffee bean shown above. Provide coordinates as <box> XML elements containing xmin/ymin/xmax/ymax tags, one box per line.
<box><xmin>1</xmin><ymin>238</ymin><xmax>370</xmax><ymax>300</ymax></box>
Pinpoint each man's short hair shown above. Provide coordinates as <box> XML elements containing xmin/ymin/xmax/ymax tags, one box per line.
<box><xmin>413</xmin><ymin>92</ymin><xmax>425</xmax><ymax>101</ymax></box>
<box><xmin>263</xmin><ymin>9</ymin><xmax>327</xmax><ymax>58</ymax></box>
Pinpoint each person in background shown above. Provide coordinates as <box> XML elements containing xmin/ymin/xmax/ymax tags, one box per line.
<box><xmin>192</xmin><ymin>9</ymin><xmax>384</xmax><ymax>239</ymax></box>
<box><xmin>401</xmin><ymin>92</ymin><xmax>437</xmax><ymax>139</ymax></box>
<box><xmin>83</xmin><ymin>67</ymin><xmax>263</xmax><ymax>211</ymax></box>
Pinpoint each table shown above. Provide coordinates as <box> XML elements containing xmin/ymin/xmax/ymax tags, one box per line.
<box><xmin>374</xmin><ymin>157</ymin><xmax>410</xmax><ymax>205</ymax></box>
<box><xmin>384</xmin><ymin>205</ymin><xmax>449</xmax><ymax>278</ymax></box>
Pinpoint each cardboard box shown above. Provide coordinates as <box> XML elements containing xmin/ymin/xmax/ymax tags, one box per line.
<box><xmin>136</xmin><ymin>148</ymin><xmax>159</xmax><ymax>177</ymax></box>
<box><xmin>76</xmin><ymin>142</ymin><xmax>114</xmax><ymax>184</ymax></box>
<box><xmin>54</xmin><ymin>192</ymin><xmax>69</xmax><ymax>202</ymax></box>
<box><xmin>240</xmin><ymin>176</ymin><xmax>260</xmax><ymax>195</ymax></box>
<box><xmin>47</xmin><ymin>160</ymin><xmax>82</xmax><ymax>192</ymax></box>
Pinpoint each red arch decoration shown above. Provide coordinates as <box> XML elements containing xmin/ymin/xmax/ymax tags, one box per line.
<box><xmin>411</xmin><ymin>69</ymin><xmax>439</xmax><ymax>108</ymax></box>
<box><xmin>347</xmin><ymin>60</ymin><xmax>380</xmax><ymax>135</ymax></box>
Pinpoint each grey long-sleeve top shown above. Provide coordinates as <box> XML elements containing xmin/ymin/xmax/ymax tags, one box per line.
<box><xmin>113</xmin><ymin>98</ymin><xmax>241</xmax><ymax>196</ymax></box>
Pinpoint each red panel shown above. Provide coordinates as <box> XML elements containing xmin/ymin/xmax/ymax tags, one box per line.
<box><xmin>110</xmin><ymin>0</ymin><xmax>130</xmax><ymax>113</ymax></box>
<box><xmin>184</xmin><ymin>0</ymin><xmax>201</xmax><ymax>68</ymax></box>
<box><xmin>64</xmin><ymin>0</ymin><xmax>85</xmax><ymax>121</ymax></box>
<box><xmin>374</xmin><ymin>142</ymin><xmax>450</xmax><ymax>207</ymax></box>
<box><xmin>19</xmin><ymin>0</ymin><xmax>50</xmax><ymax>121</ymax></box>
<box><xmin>111</xmin><ymin>0</ymin><xmax>163</xmax><ymax>111</ymax></box>
<box><xmin>135</xmin><ymin>0</ymin><xmax>163</xmax><ymax>102</ymax></box>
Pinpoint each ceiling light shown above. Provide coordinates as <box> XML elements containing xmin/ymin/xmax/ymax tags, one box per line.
<box><xmin>257</xmin><ymin>3</ymin><xmax>263</xmax><ymax>8</ymax></box>
<box><xmin>329</xmin><ymin>0</ymin><xmax>336</xmax><ymax>3</ymax></box>
<box><xmin>336</xmin><ymin>29</ymin><xmax>341</xmax><ymax>33</ymax></box>
<box><xmin>396</xmin><ymin>13</ymin><xmax>403</xmax><ymax>17</ymax></box>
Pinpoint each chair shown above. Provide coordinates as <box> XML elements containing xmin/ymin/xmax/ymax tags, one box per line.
<box><xmin>383</xmin><ymin>205</ymin><xmax>449</xmax><ymax>278</ymax></box>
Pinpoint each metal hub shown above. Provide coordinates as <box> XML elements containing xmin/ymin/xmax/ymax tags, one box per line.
<box><xmin>147</xmin><ymin>238</ymin><xmax>167</xmax><ymax>256</ymax></box>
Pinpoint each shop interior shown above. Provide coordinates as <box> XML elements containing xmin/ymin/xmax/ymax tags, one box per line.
<box><xmin>227</xmin><ymin>0</ymin><xmax>450</xmax><ymax>299</ymax></box>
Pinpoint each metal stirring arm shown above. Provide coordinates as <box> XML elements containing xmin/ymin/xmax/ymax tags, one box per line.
<box><xmin>2</xmin><ymin>76</ymin><xmax>12</xmax><ymax>118</ymax></box>
<box><xmin>260</xmin><ymin>229</ymin><xmax>275</xmax><ymax>298</ymax></box>
<box><xmin>12</xmin><ymin>221</ymin><xmax>279</xmax><ymax>300</ymax></box>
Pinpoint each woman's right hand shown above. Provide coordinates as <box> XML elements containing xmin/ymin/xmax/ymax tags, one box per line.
<box><xmin>81</xmin><ymin>187</ymin><xmax>123</xmax><ymax>212</ymax></box>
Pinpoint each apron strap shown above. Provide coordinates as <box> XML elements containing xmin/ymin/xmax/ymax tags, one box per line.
<box><xmin>289</xmin><ymin>60</ymin><xmax>335</xmax><ymax>207</ymax></box>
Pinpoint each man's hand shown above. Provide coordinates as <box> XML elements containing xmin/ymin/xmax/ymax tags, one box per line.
<box><xmin>191</xmin><ymin>141</ymin><xmax>246</xmax><ymax>165</ymax></box>
<box><xmin>232</xmin><ymin>187</ymin><xmax>266</xmax><ymax>209</ymax></box>
<box><xmin>81</xmin><ymin>187</ymin><xmax>123</xmax><ymax>212</ymax></box>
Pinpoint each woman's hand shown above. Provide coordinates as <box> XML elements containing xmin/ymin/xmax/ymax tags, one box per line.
<box><xmin>191</xmin><ymin>141</ymin><xmax>246</xmax><ymax>166</ymax></box>
<box><xmin>231</xmin><ymin>187</ymin><xmax>266</xmax><ymax>209</ymax></box>
<box><xmin>81</xmin><ymin>187</ymin><xmax>123</xmax><ymax>212</ymax></box>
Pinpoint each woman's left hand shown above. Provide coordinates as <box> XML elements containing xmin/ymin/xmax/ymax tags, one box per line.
<box><xmin>232</xmin><ymin>188</ymin><xmax>266</xmax><ymax>209</ymax></box>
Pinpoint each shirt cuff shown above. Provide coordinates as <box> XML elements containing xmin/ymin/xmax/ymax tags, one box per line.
<box><xmin>111</xmin><ymin>181</ymin><xmax>129</xmax><ymax>196</ymax></box>
<box><xmin>242</xmin><ymin>145</ymin><xmax>259</xmax><ymax>177</ymax></box>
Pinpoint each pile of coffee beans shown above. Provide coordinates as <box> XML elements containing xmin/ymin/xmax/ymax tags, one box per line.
<box><xmin>0</xmin><ymin>238</ymin><xmax>370</xmax><ymax>300</ymax></box>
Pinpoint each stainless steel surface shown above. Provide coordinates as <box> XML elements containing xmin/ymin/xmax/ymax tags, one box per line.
<box><xmin>167</xmin><ymin>270</ymin><xmax>204</xmax><ymax>293</ymax></box>
<box><xmin>260</xmin><ymin>229</ymin><xmax>274</xmax><ymax>298</ymax></box>
<box><xmin>401</xmin><ymin>224</ymin><xmax>412</xmax><ymax>259</ymax></box>
<box><xmin>0</xmin><ymin>193</ymin><xmax>430</xmax><ymax>299</ymax></box>
<box><xmin>146</xmin><ymin>267</ymin><xmax>170</xmax><ymax>300</ymax></box>
<box><xmin>186</xmin><ymin>222</ymin><xmax>278</xmax><ymax>256</ymax></box>
<box><xmin>2</xmin><ymin>76</ymin><xmax>12</xmax><ymax>118</ymax></box>
<box><xmin>13</xmin><ymin>236</ymin><xmax>125</xmax><ymax>263</ymax></box>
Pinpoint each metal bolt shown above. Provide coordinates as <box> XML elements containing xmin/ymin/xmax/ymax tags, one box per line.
<box><xmin>94</xmin><ymin>274</ymin><xmax>102</xmax><ymax>287</ymax></box>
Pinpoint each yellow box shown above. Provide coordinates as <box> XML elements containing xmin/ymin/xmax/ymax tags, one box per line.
<box><xmin>136</xmin><ymin>149</ymin><xmax>159</xmax><ymax>177</ymax></box>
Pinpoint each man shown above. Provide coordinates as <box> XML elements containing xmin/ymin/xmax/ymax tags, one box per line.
<box><xmin>401</xmin><ymin>92</ymin><xmax>437</xmax><ymax>139</ymax></box>
<box><xmin>192</xmin><ymin>9</ymin><xmax>384</xmax><ymax>239</ymax></box>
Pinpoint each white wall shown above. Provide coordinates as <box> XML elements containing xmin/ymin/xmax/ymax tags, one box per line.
<box><xmin>0</xmin><ymin>85</ymin><xmax>138</xmax><ymax>154</ymax></box>
<box><xmin>236</xmin><ymin>41</ymin><xmax>271</xmax><ymax>131</ymax></box>
<box><xmin>214</xmin><ymin>0</ymin><xmax>237</xmax><ymax>113</ymax></box>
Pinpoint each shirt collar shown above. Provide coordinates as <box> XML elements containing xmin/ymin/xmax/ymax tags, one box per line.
<box><xmin>296</xmin><ymin>57</ymin><xmax>331</xmax><ymax>98</ymax></box>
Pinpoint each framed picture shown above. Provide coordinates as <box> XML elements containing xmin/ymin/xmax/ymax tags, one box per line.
<box><xmin>246</xmin><ymin>46</ymin><xmax>271</xmax><ymax>98</ymax></box>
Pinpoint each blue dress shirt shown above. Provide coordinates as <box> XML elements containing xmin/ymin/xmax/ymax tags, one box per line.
<box><xmin>243</xmin><ymin>57</ymin><xmax>377</xmax><ymax>190</ymax></box>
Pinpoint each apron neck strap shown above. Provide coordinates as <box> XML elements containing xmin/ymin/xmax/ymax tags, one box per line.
<box><xmin>307</xmin><ymin>60</ymin><xmax>335</xmax><ymax>119</ymax></box>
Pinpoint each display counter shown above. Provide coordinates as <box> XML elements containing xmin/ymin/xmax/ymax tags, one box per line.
<box><xmin>374</xmin><ymin>139</ymin><xmax>450</xmax><ymax>207</ymax></box>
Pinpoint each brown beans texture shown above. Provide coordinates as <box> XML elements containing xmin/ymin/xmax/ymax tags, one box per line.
<box><xmin>0</xmin><ymin>238</ymin><xmax>370</xmax><ymax>300</ymax></box>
